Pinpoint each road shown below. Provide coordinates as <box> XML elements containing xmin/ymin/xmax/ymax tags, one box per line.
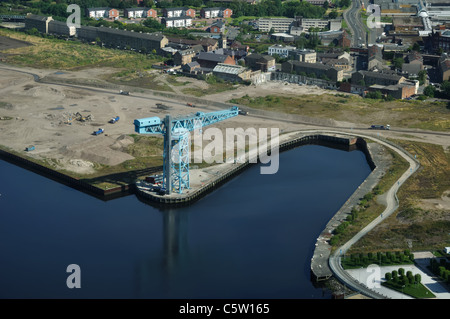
<box><xmin>343</xmin><ymin>0</ymin><xmax>367</xmax><ymax>47</ymax></box>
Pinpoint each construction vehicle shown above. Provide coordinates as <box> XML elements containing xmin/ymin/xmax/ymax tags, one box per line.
<box><xmin>370</xmin><ymin>124</ymin><xmax>390</xmax><ymax>130</ymax></box>
<box><xmin>109</xmin><ymin>116</ymin><xmax>120</xmax><ymax>124</ymax></box>
<box><xmin>74</xmin><ymin>112</ymin><xmax>91</xmax><ymax>122</ymax></box>
<box><xmin>93</xmin><ymin>128</ymin><xmax>104</xmax><ymax>136</ymax></box>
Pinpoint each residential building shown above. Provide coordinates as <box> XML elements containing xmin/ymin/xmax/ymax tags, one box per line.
<box><xmin>162</xmin><ymin>16</ymin><xmax>193</xmax><ymax>28</ymax></box>
<box><xmin>182</xmin><ymin>61</ymin><xmax>201</xmax><ymax>73</ymax></box>
<box><xmin>124</xmin><ymin>8</ymin><xmax>157</xmax><ymax>19</ymax></box>
<box><xmin>96</xmin><ymin>27</ymin><xmax>168</xmax><ymax>52</ymax></box>
<box><xmin>48</xmin><ymin>19</ymin><xmax>76</xmax><ymax>37</ymax></box>
<box><xmin>86</xmin><ymin>7</ymin><xmax>119</xmax><ymax>20</ymax></box>
<box><xmin>244</xmin><ymin>53</ymin><xmax>276</xmax><ymax>72</ymax></box>
<box><xmin>230</xmin><ymin>41</ymin><xmax>249</xmax><ymax>52</ymax></box>
<box><xmin>317</xmin><ymin>50</ymin><xmax>350</xmax><ymax>63</ymax></box>
<box><xmin>168</xmin><ymin>37</ymin><xmax>218</xmax><ymax>52</ymax></box>
<box><xmin>163</xmin><ymin>7</ymin><xmax>196</xmax><ymax>18</ymax></box>
<box><xmin>196</xmin><ymin>52</ymin><xmax>235</xmax><ymax>70</ymax></box>
<box><xmin>337</xmin><ymin>30</ymin><xmax>351</xmax><ymax>48</ymax></box>
<box><xmin>200</xmin><ymin>7</ymin><xmax>232</xmax><ymax>18</ymax></box>
<box><xmin>438</xmin><ymin>54</ymin><xmax>450</xmax><ymax>82</ymax></box>
<box><xmin>214</xmin><ymin>48</ymin><xmax>247</xmax><ymax>60</ymax></box>
<box><xmin>281</xmin><ymin>61</ymin><xmax>343</xmax><ymax>82</ymax></box>
<box><xmin>323</xmin><ymin>58</ymin><xmax>351</xmax><ymax>71</ymax></box>
<box><xmin>209</xmin><ymin>20</ymin><xmax>226</xmax><ymax>34</ymax></box>
<box><xmin>76</xmin><ymin>25</ymin><xmax>99</xmax><ymax>42</ymax></box>
<box><xmin>288</xmin><ymin>49</ymin><xmax>317</xmax><ymax>63</ymax></box>
<box><xmin>303</xmin><ymin>0</ymin><xmax>327</xmax><ymax>5</ymax></box>
<box><xmin>174</xmin><ymin>48</ymin><xmax>199</xmax><ymax>65</ymax></box>
<box><xmin>25</xmin><ymin>14</ymin><xmax>53</xmax><ymax>34</ymax></box>
<box><xmin>351</xmin><ymin>70</ymin><xmax>406</xmax><ymax>86</ymax></box>
<box><xmin>258</xmin><ymin>18</ymin><xmax>294</xmax><ymax>33</ymax></box>
<box><xmin>291</xmin><ymin>17</ymin><xmax>341</xmax><ymax>33</ymax></box>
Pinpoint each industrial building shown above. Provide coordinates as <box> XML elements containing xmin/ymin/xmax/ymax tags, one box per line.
<box><xmin>212</xmin><ymin>63</ymin><xmax>252</xmax><ymax>82</ymax></box>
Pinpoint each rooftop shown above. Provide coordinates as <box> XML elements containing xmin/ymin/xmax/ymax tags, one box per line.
<box><xmin>213</xmin><ymin>63</ymin><xmax>246</xmax><ymax>75</ymax></box>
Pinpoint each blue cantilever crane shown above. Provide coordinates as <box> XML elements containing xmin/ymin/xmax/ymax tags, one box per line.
<box><xmin>134</xmin><ymin>106</ymin><xmax>239</xmax><ymax>195</ymax></box>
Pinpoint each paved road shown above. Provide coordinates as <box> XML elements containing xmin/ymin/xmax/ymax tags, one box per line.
<box><xmin>328</xmin><ymin>133</ymin><xmax>420</xmax><ymax>299</ymax></box>
<box><xmin>343</xmin><ymin>0</ymin><xmax>367</xmax><ymax>47</ymax></box>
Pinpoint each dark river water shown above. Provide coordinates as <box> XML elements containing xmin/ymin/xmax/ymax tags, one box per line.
<box><xmin>0</xmin><ymin>144</ymin><xmax>371</xmax><ymax>299</ymax></box>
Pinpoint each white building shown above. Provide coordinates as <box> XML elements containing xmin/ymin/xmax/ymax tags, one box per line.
<box><xmin>162</xmin><ymin>16</ymin><xmax>193</xmax><ymax>28</ymax></box>
<box><xmin>268</xmin><ymin>44</ymin><xmax>296</xmax><ymax>58</ymax></box>
<box><xmin>258</xmin><ymin>18</ymin><xmax>294</xmax><ymax>33</ymax></box>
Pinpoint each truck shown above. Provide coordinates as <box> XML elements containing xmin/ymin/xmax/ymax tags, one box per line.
<box><xmin>370</xmin><ymin>124</ymin><xmax>390</xmax><ymax>130</ymax></box>
<box><xmin>119</xmin><ymin>90</ymin><xmax>130</xmax><ymax>96</ymax></box>
<box><xmin>238</xmin><ymin>110</ymin><xmax>248</xmax><ymax>116</ymax></box>
<box><xmin>93</xmin><ymin>128</ymin><xmax>104</xmax><ymax>135</ymax></box>
<box><xmin>109</xmin><ymin>116</ymin><xmax>120</xmax><ymax>124</ymax></box>
<box><xmin>25</xmin><ymin>145</ymin><xmax>35</xmax><ymax>152</ymax></box>
<box><xmin>186</xmin><ymin>103</ymin><xmax>195</xmax><ymax>107</ymax></box>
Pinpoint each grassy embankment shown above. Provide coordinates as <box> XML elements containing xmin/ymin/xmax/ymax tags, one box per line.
<box><xmin>351</xmin><ymin>140</ymin><xmax>450</xmax><ymax>253</ymax></box>
<box><xmin>230</xmin><ymin>93</ymin><xmax>450</xmax><ymax>131</ymax></box>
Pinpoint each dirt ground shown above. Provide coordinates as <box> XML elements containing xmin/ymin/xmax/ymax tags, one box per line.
<box><xmin>0</xmin><ymin>64</ymin><xmax>449</xmax><ymax>177</ymax></box>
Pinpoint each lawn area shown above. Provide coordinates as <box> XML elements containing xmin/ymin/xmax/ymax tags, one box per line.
<box><xmin>381</xmin><ymin>281</ymin><xmax>436</xmax><ymax>299</ymax></box>
<box><xmin>229</xmin><ymin>93</ymin><xmax>450</xmax><ymax>131</ymax></box>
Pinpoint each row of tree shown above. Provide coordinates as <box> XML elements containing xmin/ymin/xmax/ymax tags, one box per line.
<box><xmin>342</xmin><ymin>250</ymin><xmax>415</xmax><ymax>268</ymax></box>
<box><xmin>429</xmin><ymin>258</ymin><xmax>450</xmax><ymax>284</ymax></box>
<box><xmin>384</xmin><ymin>268</ymin><xmax>422</xmax><ymax>286</ymax></box>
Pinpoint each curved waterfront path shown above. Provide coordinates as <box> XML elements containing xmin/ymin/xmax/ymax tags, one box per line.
<box><xmin>324</xmin><ymin>131</ymin><xmax>420</xmax><ymax>299</ymax></box>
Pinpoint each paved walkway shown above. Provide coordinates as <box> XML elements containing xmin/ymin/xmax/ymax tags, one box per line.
<box><xmin>346</xmin><ymin>260</ymin><xmax>450</xmax><ymax>299</ymax></box>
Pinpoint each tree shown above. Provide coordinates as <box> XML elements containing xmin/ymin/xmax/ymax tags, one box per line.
<box><xmin>423</xmin><ymin>85</ymin><xmax>436</xmax><ymax>97</ymax></box>
<box><xmin>385</xmin><ymin>272</ymin><xmax>392</xmax><ymax>281</ymax></box>
<box><xmin>414</xmin><ymin>274</ymin><xmax>421</xmax><ymax>284</ymax></box>
<box><xmin>418</xmin><ymin>70</ymin><xmax>427</xmax><ymax>85</ymax></box>
<box><xmin>399</xmin><ymin>268</ymin><xmax>405</xmax><ymax>277</ymax></box>
<box><xmin>329</xmin><ymin>10</ymin><xmax>338</xmax><ymax>19</ymax></box>
<box><xmin>441</xmin><ymin>80</ymin><xmax>450</xmax><ymax>98</ymax></box>
<box><xmin>393</xmin><ymin>57</ymin><xmax>404</xmax><ymax>70</ymax></box>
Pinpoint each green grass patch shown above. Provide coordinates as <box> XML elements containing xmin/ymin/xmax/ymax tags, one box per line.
<box><xmin>382</xmin><ymin>281</ymin><xmax>435</xmax><ymax>299</ymax></box>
